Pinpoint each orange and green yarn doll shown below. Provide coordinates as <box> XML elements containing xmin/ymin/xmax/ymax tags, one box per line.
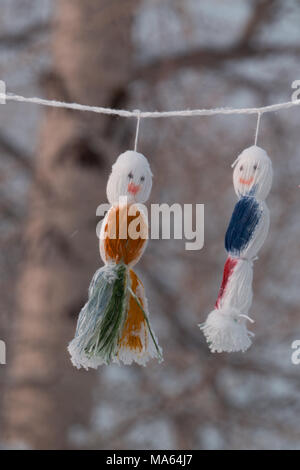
<box><xmin>68</xmin><ymin>150</ymin><xmax>162</xmax><ymax>368</ymax></box>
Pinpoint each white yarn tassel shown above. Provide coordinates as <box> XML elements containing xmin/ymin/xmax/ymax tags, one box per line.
<box><xmin>200</xmin><ymin>308</ymin><xmax>253</xmax><ymax>353</ymax></box>
<box><xmin>200</xmin><ymin>258</ymin><xmax>254</xmax><ymax>353</ymax></box>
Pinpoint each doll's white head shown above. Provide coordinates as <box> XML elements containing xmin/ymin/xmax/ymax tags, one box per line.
<box><xmin>233</xmin><ymin>146</ymin><xmax>273</xmax><ymax>200</ymax></box>
<box><xmin>106</xmin><ymin>150</ymin><xmax>153</xmax><ymax>205</ymax></box>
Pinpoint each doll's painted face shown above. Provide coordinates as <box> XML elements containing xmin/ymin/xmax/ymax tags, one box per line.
<box><xmin>106</xmin><ymin>150</ymin><xmax>153</xmax><ymax>205</ymax></box>
<box><xmin>233</xmin><ymin>146</ymin><xmax>273</xmax><ymax>200</ymax></box>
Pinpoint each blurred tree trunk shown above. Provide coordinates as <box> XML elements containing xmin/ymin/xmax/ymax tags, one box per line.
<box><xmin>2</xmin><ymin>0</ymin><xmax>137</xmax><ymax>449</ymax></box>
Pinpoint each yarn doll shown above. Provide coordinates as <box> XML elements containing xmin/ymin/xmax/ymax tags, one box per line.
<box><xmin>69</xmin><ymin>150</ymin><xmax>162</xmax><ymax>368</ymax></box>
<box><xmin>200</xmin><ymin>145</ymin><xmax>273</xmax><ymax>353</ymax></box>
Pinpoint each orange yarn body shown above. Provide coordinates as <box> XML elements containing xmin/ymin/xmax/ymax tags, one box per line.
<box><xmin>119</xmin><ymin>270</ymin><xmax>147</xmax><ymax>351</ymax></box>
<box><xmin>104</xmin><ymin>204</ymin><xmax>147</xmax><ymax>265</ymax></box>
<box><xmin>103</xmin><ymin>204</ymin><xmax>148</xmax><ymax>352</ymax></box>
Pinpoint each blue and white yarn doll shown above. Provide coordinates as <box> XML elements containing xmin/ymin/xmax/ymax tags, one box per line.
<box><xmin>200</xmin><ymin>146</ymin><xmax>273</xmax><ymax>353</ymax></box>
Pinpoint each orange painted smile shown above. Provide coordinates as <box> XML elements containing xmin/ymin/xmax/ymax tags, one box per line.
<box><xmin>239</xmin><ymin>176</ymin><xmax>254</xmax><ymax>186</ymax></box>
<box><xmin>128</xmin><ymin>182</ymin><xmax>140</xmax><ymax>195</ymax></box>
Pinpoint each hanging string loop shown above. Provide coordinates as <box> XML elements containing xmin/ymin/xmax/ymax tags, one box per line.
<box><xmin>134</xmin><ymin>109</ymin><xmax>141</xmax><ymax>152</ymax></box>
<box><xmin>254</xmin><ymin>112</ymin><xmax>262</xmax><ymax>146</ymax></box>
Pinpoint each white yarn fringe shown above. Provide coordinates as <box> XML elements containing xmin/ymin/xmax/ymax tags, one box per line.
<box><xmin>117</xmin><ymin>322</ymin><xmax>163</xmax><ymax>367</ymax></box>
<box><xmin>68</xmin><ymin>322</ymin><xmax>162</xmax><ymax>369</ymax></box>
<box><xmin>200</xmin><ymin>308</ymin><xmax>253</xmax><ymax>353</ymax></box>
<box><xmin>68</xmin><ymin>342</ymin><xmax>107</xmax><ymax>370</ymax></box>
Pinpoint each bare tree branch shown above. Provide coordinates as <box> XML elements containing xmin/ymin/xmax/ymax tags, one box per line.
<box><xmin>0</xmin><ymin>22</ymin><xmax>49</xmax><ymax>48</ymax></box>
<box><xmin>134</xmin><ymin>44</ymin><xmax>300</xmax><ymax>84</ymax></box>
<box><xmin>0</xmin><ymin>131</ymin><xmax>32</xmax><ymax>172</ymax></box>
<box><xmin>238</xmin><ymin>0</ymin><xmax>279</xmax><ymax>46</ymax></box>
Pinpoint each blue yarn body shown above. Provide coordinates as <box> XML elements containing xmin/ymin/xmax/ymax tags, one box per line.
<box><xmin>225</xmin><ymin>196</ymin><xmax>262</xmax><ymax>257</ymax></box>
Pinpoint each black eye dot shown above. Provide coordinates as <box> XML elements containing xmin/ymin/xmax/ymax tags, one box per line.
<box><xmin>240</xmin><ymin>165</ymin><xmax>243</xmax><ymax>171</ymax></box>
<box><xmin>140</xmin><ymin>176</ymin><xmax>145</xmax><ymax>182</ymax></box>
<box><xmin>253</xmin><ymin>164</ymin><xmax>258</xmax><ymax>170</ymax></box>
<box><xmin>128</xmin><ymin>172</ymin><xmax>133</xmax><ymax>179</ymax></box>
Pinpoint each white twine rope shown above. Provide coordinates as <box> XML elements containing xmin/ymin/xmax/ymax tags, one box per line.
<box><xmin>1</xmin><ymin>92</ymin><xmax>300</xmax><ymax>118</ymax></box>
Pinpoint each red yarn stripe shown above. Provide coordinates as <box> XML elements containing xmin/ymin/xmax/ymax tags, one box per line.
<box><xmin>215</xmin><ymin>256</ymin><xmax>237</xmax><ymax>309</ymax></box>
